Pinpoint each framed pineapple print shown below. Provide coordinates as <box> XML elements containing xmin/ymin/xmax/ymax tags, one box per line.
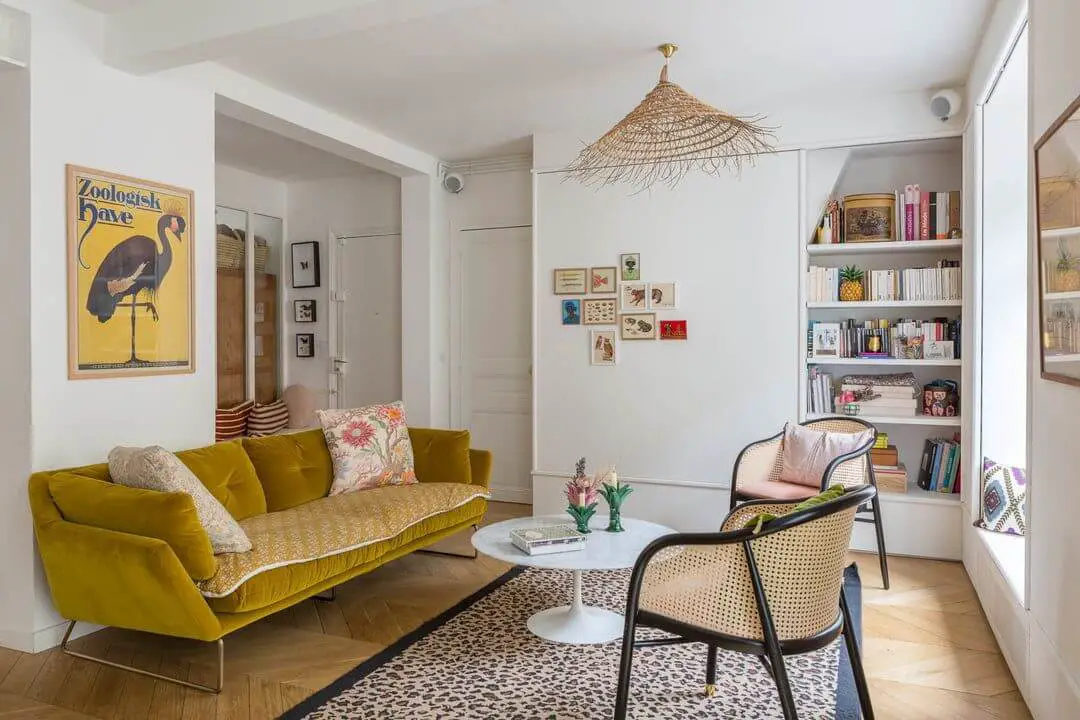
<box><xmin>1035</xmin><ymin>90</ymin><xmax>1080</xmax><ymax>386</ymax></box>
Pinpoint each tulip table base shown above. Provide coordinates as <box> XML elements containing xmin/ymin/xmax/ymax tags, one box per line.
<box><xmin>525</xmin><ymin>569</ymin><xmax>625</xmax><ymax>644</ymax></box>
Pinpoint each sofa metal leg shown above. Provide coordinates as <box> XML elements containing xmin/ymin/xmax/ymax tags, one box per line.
<box><xmin>416</xmin><ymin>524</ymin><xmax>479</xmax><ymax>559</ymax></box>
<box><xmin>313</xmin><ymin>587</ymin><xmax>337</xmax><ymax>602</ymax></box>
<box><xmin>60</xmin><ymin>620</ymin><xmax>224</xmax><ymax>694</ymax></box>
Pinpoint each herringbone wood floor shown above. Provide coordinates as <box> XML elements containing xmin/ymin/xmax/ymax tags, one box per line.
<box><xmin>0</xmin><ymin>502</ymin><xmax>1030</xmax><ymax>719</ymax></box>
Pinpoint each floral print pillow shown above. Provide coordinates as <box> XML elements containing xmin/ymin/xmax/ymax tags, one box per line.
<box><xmin>317</xmin><ymin>402</ymin><xmax>417</xmax><ymax>495</ymax></box>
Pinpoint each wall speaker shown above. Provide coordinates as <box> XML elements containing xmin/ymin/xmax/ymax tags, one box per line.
<box><xmin>930</xmin><ymin>89</ymin><xmax>962</xmax><ymax>122</ymax></box>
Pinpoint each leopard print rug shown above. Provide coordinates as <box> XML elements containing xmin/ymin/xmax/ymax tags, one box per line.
<box><xmin>284</xmin><ymin>567</ymin><xmax>857</xmax><ymax>719</ymax></box>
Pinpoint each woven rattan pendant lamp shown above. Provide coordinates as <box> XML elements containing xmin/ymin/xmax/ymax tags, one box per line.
<box><xmin>566</xmin><ymin>43</ymin><xmax>776</xmax><ymax>191</ymax></box>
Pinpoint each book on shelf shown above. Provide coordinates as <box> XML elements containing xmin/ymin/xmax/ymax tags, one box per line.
<box><xmin>808</xmin><ymin>262</ymin><xmax>961</xmax><ymax>302</ymax></box>
<box><xmin>837</xmin><ymin>372</ymin><xmax>919</xmax><ymax>417</ymax></box>
<box><xmin>916</xmin><ymin>435</ymin><xmax>962</xmax><ymax>494</ymax></box>
<box><xmin>808</xmin><ymin>368</ymin><xmax>835</xmax><ymax>414</ymax></box>
<box><xmin>897</xmin><ymin>186</ymin><xmax>962</xmax><ymax>241</ymax></box>
<box><xmin>809</xmin><ymin>318</ymin><xmax>961</xmax><ymax>360</ymax></box>
<box><xmin>873</xmin><ymin>462</ymin><xmax>908</xmax><ymax>493</ymax></box>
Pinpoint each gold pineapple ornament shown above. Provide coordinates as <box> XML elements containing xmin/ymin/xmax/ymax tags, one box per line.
<box><xmin>839</xmin><ymin>265</ymin><xmax>865</xmax><ymax>302</ymax></box>
<box><xmin>1055</xmin><ymin>240</ymin><xmax>1080</xmax><ymax>292</ymax></box>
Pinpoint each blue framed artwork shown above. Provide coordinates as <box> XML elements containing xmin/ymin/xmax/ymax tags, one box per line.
<box><xmin>561</xmin><ymin>299</ymin><xmax>581</xmax><ymax>325</ymax></box>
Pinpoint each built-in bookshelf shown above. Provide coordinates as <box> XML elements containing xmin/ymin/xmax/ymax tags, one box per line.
<box><xmin>800</xmin><ymin>136</ymin><xmax>965</xmax><ymax>560</ymax></box>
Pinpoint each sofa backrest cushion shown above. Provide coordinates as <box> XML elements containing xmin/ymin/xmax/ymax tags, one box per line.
<box><xmin>409</xmin><ymin>428</ymin><xmax>473</xmax><ymax>486</ymax></box>
<box><xmin>175</xmin><ymin>440</ymin><xmax>267</xmax><ymax>520</ymax></box>
<box><xmin>48</xmin><ymin>472</ymin><xmax>218</xmax><ymax>580</ymax></box>
<box><xmin>243</xmin><ymin>429</ymin><xmax>334</xmax><ymax>512</ymax></box>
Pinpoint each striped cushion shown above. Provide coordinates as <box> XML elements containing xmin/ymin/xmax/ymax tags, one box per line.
<box><xmin>215</xmin><ymin>400</ymin><xmax>254</xmax><ymax>442</ymax></box>
<box><xmin>248</xmin><ymin>400</ymin><xmax>289</xmax><ymax>437</ymax></box>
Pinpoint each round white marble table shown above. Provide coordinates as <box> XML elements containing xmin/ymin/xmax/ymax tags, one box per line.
<box><xmin>471</xmin><ymin>515</ymin><xmax>674</xmax><ymax>644</ymax></box>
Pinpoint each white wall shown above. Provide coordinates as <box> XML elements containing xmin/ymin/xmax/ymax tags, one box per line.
<box><xmin>1028</xmin><ymin>0</ymin><xmax>1080</xmax><ymax>715</ymax></box>
<box><xmin>215</xmin><ymin>164</ymin><xmax>287</xmax><ymax>218</ymax></box>
<box><xmin>286</xmin><ymin>173</ymin><xmax>401</xmax><ymax>409</ymax></box>
<box><xmin>532</xmin><ymin>155</ymin><xmax>800</xmax><ymax>531</ymax></box>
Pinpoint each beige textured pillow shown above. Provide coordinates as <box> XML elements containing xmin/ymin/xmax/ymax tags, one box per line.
<box><xmin>108</xmin><ymin>445</ymin><xmax>252</xmax><ymax>554</ymax></box>
<box><xmin>778</xmin><ymin>423</ymin><xmax>874</xmax><ymax>488</ymax></box>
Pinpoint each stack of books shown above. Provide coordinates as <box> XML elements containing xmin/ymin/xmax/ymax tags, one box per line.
<box><xmin>917</xmin><ymin>437</ymin><xmax>962</xmax><ymax>494</ymax></box>
<box><xmin>509</xmin><ymin>525</ymin><xmax>586</xmax><ymax>556</ymax></box>
<box><xmin>840</xmin><ymin>373</ymin><xmax>919</xmax><ymax>417</ymax></box>
<box><xmin>897</xmin><ymin>185</ymin><xmax>962</xmax><ymax>241</ymax></box>
<box><xmin>870</xmin><ymin>443</ymin><xmax>907</xmax><ymax>493</ymax></box>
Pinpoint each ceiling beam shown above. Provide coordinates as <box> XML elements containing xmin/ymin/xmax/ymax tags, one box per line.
<box><xmin>106</xmin><ymin>0</ymin><xmax>505</xmax><ymax>74</ymax></box>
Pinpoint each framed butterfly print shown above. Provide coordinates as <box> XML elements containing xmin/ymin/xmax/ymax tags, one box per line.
<box><xmin>589</xmin><ymin>266</ymin><xmax>617</xmax><ymax>294</ymax></box>
<box><xmin>291</xmin><ymin>241</ymin><xmax>321</xmax><ymax>288</ymax></box>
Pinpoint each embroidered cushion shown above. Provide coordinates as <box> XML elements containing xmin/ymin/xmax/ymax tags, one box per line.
<box><xmin>247</xmin><ymin>399</ymin><xmax>289</xmax><ymax>437</ymax></box>
<box><xmin>215</xmin><ymin>400</ymin><xmax>253</xmax><ymax>442</ymax></box>
<box><xmin>778</xmin><ymin>422</ymin><xmax>874</xmax><ymax>488</ymax></box>
<box><xmin>108</xmin><ymin>445</ymin><xmax>252</xmax><ymax>554</ymax></box>
<box><xmin>976</xmin><ymin>458</ymin><xmax>1026</xmax><ymax>535</ymax></box>
<box><xmin>316</xmin><ymin>401</ymin><xmax>417</xmax><ymax>495</ymax></box>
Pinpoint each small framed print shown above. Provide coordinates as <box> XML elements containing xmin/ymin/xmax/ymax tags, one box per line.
<box><xmin>590</xmin><ymin>330</ymin><xmax>617</xmax><ymax>366</ymax></box>
<box><xmin>582</xmin><ymin>298</ymin><xmax>617</xmax><ymax>325</ymax></box>
<box><xmin>648</xmin><ymin>282</ymin><xmax>677</xmax><ymax>309</ymax></box>
<box><xmin>620</xmin><ymin>282</ymin><xmax>648</xmax><ymax>311</ymax></box>
<box><xmin>924</xmin><ymin>340</ymin><xmax>955</xmax><ymax>360</ymax></box>
<box><xmin>561</xmin><ymin>299</ymin><xmax>581</xmax><ymax>325</ymax></box>
<box><xmin>620</xmin><ymin>253</ymin><xmax>641</xmax><ymax>281</ymax></box>
<box><xmin>811</xmin><ymin>322</ymin><xmax>841</xmax><ymax>358</ymax></box>
<box><xmin>296</xmin><ymin>333</ymin><xmax>315</xmax><ymax>358</ymax></box>
<box><xmin>291</xmin><ymin>241</ymin><xmax>321</xmax><ymax>288</ymax></box>
<box><xmin>553</xmin><ymin>267</ymin><xmax>587</xmax><ymax>295</ymax></box>
<box><xmin>621</xmin><ymin>313</ymin><xmax>657</xmax><ymax>340</ymax></box>
<box><xmin>589</xmin><ymin>266</ymin><xmax>617</xmax><ymax>294</ymax></box>
<box><xmin>294</xmin><ymin>299</ymin><xmax>317</xmax><ymax>323</ymax></box>
<box><xmin>660</xmin><ymin>320</ymin><xmax>687</xmax><ymax>340</ymax></box>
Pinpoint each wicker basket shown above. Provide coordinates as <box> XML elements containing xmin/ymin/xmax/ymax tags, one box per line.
<box><xmin>216</xmin><ymin>224</ymin><xmax>244</xmax><ymax>270</ymax></box>
<box><xmin>254</xmin><ymin>239</ymin><xmax>269</xmax><ymax>274</ymax></box>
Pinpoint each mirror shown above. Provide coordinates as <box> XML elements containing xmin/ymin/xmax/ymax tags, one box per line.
<box><xmin>1035</xmin><ymin>94</ymin><xmax>1080</xmax><ymax>385</ymax></box>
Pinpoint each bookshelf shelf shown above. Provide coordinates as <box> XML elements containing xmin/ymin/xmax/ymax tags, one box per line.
<box><xmin>806</xmin><ymin>358</ymin><xmax>962</xmax><ymax>367</ymax></box>
<box><xmin>807</xmin><ymin>238</ymin><xmax>963</xmax><ymax>256</ymax></box>
<box><xmin>1045</xmin><ymin>353</ymin><xmax>1080</xmax><ymax>363</ymax></box>
<box><xmin>1041</xmin><ymin>226</ymin><xmax>1080</xmax><ymax>239</ymax></box>
<box><xmin>1043</xmin><ymin>291</ymin><xmax>1080</xmax><ymax>301</ymax></box>
<box><xmin>805</xmin><ymin>412</ymin><xmax>961</xmax><ymax>427</ymax></box>
<box><xmin>879</xmin><ymin>486</ymin><xmax>961</xmax><ymax>506</ymax></box>
<box><xmin>807</xmin><ymin>299</ymin><xmax>962</xmax><ymax>309</ymax></box>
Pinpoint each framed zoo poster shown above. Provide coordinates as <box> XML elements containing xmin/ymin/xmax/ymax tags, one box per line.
<box><xmin>66</xmin><ymin>165</ymin><xmax>195</xmax><ymax>380</ymax></box>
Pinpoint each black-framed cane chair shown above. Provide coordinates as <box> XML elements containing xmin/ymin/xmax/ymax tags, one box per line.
<box><xmin>728</xmin><ymin>417</ymin><xmax>889</xmax><ymax>590</ymax></box>
<box><xmin>613</xmin><ymin>485</ymin><xmax>877</xmax><ymax>720</ymax></box>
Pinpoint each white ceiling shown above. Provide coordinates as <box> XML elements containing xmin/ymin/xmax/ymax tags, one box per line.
<box><xmin>75</xmin><ymin>0</ymin><xmax>141</xmax><ymax>11</ymax></box>
<box><xmin>215</xmin><ymin>114</ymin><xmax>379</xmax><ymax>181</ymax></box>
<box><xmin>79</xmin><ymin>0</ymin><xmax>995</xmax><ymax>161</ymax></box>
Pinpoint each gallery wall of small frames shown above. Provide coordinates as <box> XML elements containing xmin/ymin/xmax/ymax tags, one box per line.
<box><xmin>554</xmin><ymin>253</ymin><xmax>686</xmax><ymax>366</ymax></box>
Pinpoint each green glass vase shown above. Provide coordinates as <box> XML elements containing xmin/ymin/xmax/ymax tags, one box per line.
<box><xmin>566</xmin><ymin>503</ymin><xmax>596</xmax><ymax>534</ymax></box>
<box><xmin>599</xmin><ymin>483</ymin><xmax>634</xmax><ymax>533</ymax></box>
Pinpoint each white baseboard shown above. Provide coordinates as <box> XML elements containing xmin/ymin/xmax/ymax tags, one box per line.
<box><xmin>0</xmin><ymin>619</ymin><xmax>100</xmax><ymax>654</ymax></box>
<box><xmin>488</xmin><ymin>484</ymin><xmax>531</xmax><ymax>504</ymax></box>
<box><xmin>1029</xmin><ymin>617</ymin><xmax>1080</xmax><ymax>719</ymax></box>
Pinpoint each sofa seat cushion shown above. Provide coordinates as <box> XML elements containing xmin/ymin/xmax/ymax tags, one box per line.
<box><xmin>199</xmin><ymin>482</ymin><xmax>488</xmax><ymax>612</ymax></box>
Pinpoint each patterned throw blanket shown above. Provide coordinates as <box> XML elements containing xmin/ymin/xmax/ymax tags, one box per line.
<box><xmin>198</xmin><ymin>483</ymin><xmax>487</xmax><ymax>598</ymax></box>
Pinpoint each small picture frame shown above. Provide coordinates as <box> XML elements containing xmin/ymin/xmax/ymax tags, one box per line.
<box><xmin>561</xmin><ymin>299</ymin><xmax>581</xmax><ymax>325</ymax></box>
<box><xmin>294</xmin><ymin>299</ymin><xmax>317</xmax><ymax>323</ymax></box>
<box><xmin>296</xmin><ymin>333</ymin><xmax>315</xmax><ymax>358</ymax></box>
<box><xmin>648</xmin><ymin>282</ymin><xmax>677</xmax><ymax>309</ymax></box>
<box><xmin>620</xmin><ymin>253</ymin><xmax>641</xmax><ymax>281</ymax></box>
<box><xmin>291</xmin><ymin>242</ymin><xmax>321</xmax><ymax>288</ymax></box>
<box><xmin>621</xmin><ymin>313</ymin><xmax>657</xmax><ymax>340</ymax></box>
<box><xmin>660</xmin><ymin>320</ymin><xmax>687</xmax><ymax>340</ymax></box>
<box><xmin>590</xmin><ymin>330</ymin><xmax>617</xmax><ymax>366</ymax></box>
<box><xmin>553</xmin><ymin>267</ymin><xmax>587</xmax><ymax>295</ymax></box>
<box><xmin>582</xmin><ymin>298</ymin><xmax>617</xmax><ymax>325</ymax></box>
<box><xmin>923</xmin><ymin>340</ymin><xmax>955</xmax><ymax>360</ymax></box>
<box><xmin>811</xmin><ymin>322</ymin><xmax>841</xmax><ymax>358</ymax></box>
<box><xmin>620</xmin><ymin>282</ymin><xmax>648</xmax><ymax>311</ymax></box>
<box><xmin>589</xmin><ymin>266</ymin><xmax>617</xmax><ymax>294</ymax></box>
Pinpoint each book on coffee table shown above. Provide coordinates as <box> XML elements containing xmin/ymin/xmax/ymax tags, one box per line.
<box><xmin>509</xmin><ymin>525</ymin><xmax>586</xmax><ymax>556</ymax></box>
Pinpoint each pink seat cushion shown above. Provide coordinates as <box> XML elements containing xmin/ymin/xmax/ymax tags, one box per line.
<box><xmin>737</xmin><ymin>479</ymin><xmax>818</xmax><ymax>501</ymax></box>
<box><xmin>778</xmin><ymin>422</ymin><xmax>874</xmax><ymax>488</ymax></box>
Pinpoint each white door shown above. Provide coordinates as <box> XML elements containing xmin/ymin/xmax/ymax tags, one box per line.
<box><xmin>335</xmin><ymin>233</ymin><xmax>403</xmax><ymax>409</ymax></box>
<box><xmin>453</xmin><ymin>226</ymin><xmax>532</xmax><ymax>504</ymax></box>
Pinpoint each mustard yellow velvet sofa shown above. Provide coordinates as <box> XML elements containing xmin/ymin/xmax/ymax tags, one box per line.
<box><xmin>28</xmin><ymin>427</ymin><xmax>490</xmax><ymax>692</ymax></box>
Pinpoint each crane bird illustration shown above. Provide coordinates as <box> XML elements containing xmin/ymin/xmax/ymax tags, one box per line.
<box><xmin>83</xmin><ymin>204</ymin><xmax>186</xmax><ymax>365</ymax></box>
